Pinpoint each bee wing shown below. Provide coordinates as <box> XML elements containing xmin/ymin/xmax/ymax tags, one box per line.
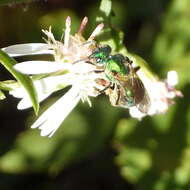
<box><xmin>114</xmin><ymin>70</ymin><xmax>151</xmax><ymax>113</ymax></box>
<box><xmin>119</xmin><ymin>73</ymin><xmax>151</xmax><ymax>113</ymax></box>
<box><xmin>129</xmin><ymin>73</ymin><xmax>151</xmax><ymax>113</ymax></box>
<box><xmin>136</xmin><ymin>89</ymin><xmax>151</xmax><ymax>113</ymax></box>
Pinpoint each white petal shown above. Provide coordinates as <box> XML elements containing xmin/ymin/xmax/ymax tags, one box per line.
<box><xmin>14</xmin><ymin>61</ymin><xmax>65</xmax><ymax>74</ymax></box>
<box><xmin>129</xmin><ymin>107</ymin><xmax>146</xmax><ymax>120</ymax></box>
<box><xmin>2</xmin><ymin>43</ymin><xmax>53</xmax><ymax>57</ymax></box>
<box><xmin>31</xmin><ymin>86</ymin><xmax>81</xmax><ymax>137</ymax></box>
<box><xmin>10</xmin><ymin>84</ymin><xmax>51</xmax><ymax>110</ymax></box>
<box><xmin>71</xmin><ymin>61</ymin><xmax>96</xmax><ymax>73</ymax></box>
<box><xmin>10</xmin><ymin>74</ymin><xmax>73</xmax><ymax>109</ymax></box>
<box><xmin>35</xmin><ymin>74</ymin><xmax>72</xmax><ymax>91</ymax></box>
<box><xmin>17</xmin><ymin>93</ymin><xmax>51</xmax><ymax>110</ymax></box>
<box><xmin>31</xmin><ymin>74</ymin><xmax>73</xmax><ymax>94</ymax></box>
<box><xmin>9</xmin><ymin>87</ymin><xmax>27</xmax><ymax>98</ymax></box>
<box><xmin>167</xmin><ymin>71</ymin><xmax>178</xmax><ymax>86</ymax></box>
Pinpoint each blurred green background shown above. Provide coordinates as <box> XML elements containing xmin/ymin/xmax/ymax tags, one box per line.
<box><xmin>0</xmin><ymin>0</ymin><xmax>189</xmax><ymax>189</ymax></box>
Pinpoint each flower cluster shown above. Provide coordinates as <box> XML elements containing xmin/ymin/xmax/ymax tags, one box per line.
<box><xmin>129</xmin><ymin>69</ymin><xmax>183</xmax><ymax>119</ymax></box>
<box><xmin>3</xmin><ymin>17</ymin><xmax>106</xmax><ymax>137</ymax></box>
<box><xmin>1</xmin><ymin>16</ymin><xmax>182</xmax><ymax>137</ymax></box>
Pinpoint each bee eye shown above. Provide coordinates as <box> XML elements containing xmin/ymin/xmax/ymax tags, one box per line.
<box><xmin>97</xmin><ymin>58</ymin><xmax>101</xmax><ymax>63</ymax></box>
<box><xmin>125</xmin><ymin>66</ymin><xmax>130</xmax><ymax>74</ymax></box>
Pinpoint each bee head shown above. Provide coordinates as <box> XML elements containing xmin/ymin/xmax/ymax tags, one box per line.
<box><xmin>89</xmin><ymin>45</ymin><xmax>111</xmax><ymax>65</ymax></box>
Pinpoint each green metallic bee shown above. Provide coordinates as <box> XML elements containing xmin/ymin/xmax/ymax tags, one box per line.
<box><xmin>89</xmin><ymin>45</ymin><xmax>150</xmax><ymax>113</ymax></box>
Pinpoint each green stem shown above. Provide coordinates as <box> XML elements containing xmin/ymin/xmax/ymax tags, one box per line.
<box><xmin>0</xmin><ymin>50</ymin><xmax>39</xmax><ymax>115</ymax></box>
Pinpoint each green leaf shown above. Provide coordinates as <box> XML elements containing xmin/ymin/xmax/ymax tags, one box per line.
<box><xmin>0</xmin><ymin>50</ymin><xmax>39</xmax><ymax>115</ymax></box>
<box><xmin>0</xmin><ymin>80</ymin><xmax>18</xmax><ymax>91</ymax></box>
<box><xmin>0</xmin><ymin>90</ymin><xmax>6</xmax><ymax>100</ymax></box>
<box><xmin>99</xmin><ymin>0</ymin><xmax>112</xmax><ymax>19</ymax></box>
<box><xmin>0</xmin><ymin>97</ymin><xmax>121</xmax><ymax>174</ymax></box>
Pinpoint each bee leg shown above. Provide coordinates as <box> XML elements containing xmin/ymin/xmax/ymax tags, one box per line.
<box><xmin>99</xmin><ymin>83</ymin><xmax>112</xmax><ymax>94</ymax></box>
<box><xmin>94</xmin><ymin>84</ymin><xmax>111</xmax><ymax>95</ymax></box>
<box><xmin>72</xmin><ymin>58</ymin><xmax>98</xmax><ymax>65</ymax></box>
<box><xmin>85</xmin><ymin>60</ymin><xmax>96</xmax><ymax>66</ymax></box>
<box><xmin>72</xmin><ymin>60</ymin><xmax>100</xmax><ymax>66</ymax></box>
<box><xmin>85</xmin><ymin>61</ymin><xmax>104</xmax><ymax>72</ymax></box>
<box><xmin>87</xmin><ymin>69</ymin><xmax>104</xmax><ymax>76</ymax></box>
<box><xmin>134</xmin><ymin>66</ymin><xmax>140</xmax><ymax>73</ymax></box>
<box><xmin>115</xmin><ymin>85</ymin><xmax>121</xmax><ymax>105</ymax></box>
<box><xmin>94</xmin><ymin>69</ymin><xmax>104</xmax><ymax>73</ymax></box>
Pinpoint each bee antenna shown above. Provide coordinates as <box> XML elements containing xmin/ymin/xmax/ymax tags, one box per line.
<box><xmin>134</xmin><ymin>66</ymin><xmax>140</xmax><ymax>73</ymax></box>
<box><xmin>125</xmin><ymin>56</ymin><xmax>133</xmax><ymax>65</ymax></box>
<box><xmin>85</xmin><ymin>60</ymin><xmax>96</xmax><ymax>66</ymax></box>
<box><xmin>72</xmin><ymin>58</ymin><xmax>88</xmax><ymax>64</ymax></box>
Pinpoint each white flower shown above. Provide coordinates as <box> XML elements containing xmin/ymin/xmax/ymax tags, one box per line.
<box><xmin>129</xmin><ymin>70</ymin><xmax>183</xmax><ymax>119</ymax></box>
<box><xmin>31</xmin><ymin>85</ymin><xmax>82</xmax><ymax>137</ymax></box>
<box><xmin>2</xmin><ymin>16</ymin><xmax>183</xmax><ymax>135</ymax></box>
<box><xmin>9</xmin><ymin>74</ymin><xmax>70</xmax><ymax>109</ymax></box>
<box><xmin>3</xmin><ymin>16</ymin><xmax>105</xmax><ymax>137</ymax></box>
